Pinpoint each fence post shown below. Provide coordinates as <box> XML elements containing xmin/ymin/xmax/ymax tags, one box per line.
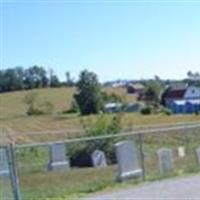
<box><xmin>138</xmin><ymin>133</ymin><xmax>146</xmax><ymax>181</ymax></box>
<box><xmin>6</xmin><ymin>143</ymin><xmax>21</xmax><ymax>200</ymax></box>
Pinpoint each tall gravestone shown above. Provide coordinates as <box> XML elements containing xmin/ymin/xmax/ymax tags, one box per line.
<box><xmin>0</xmin><ymin>148</ymin><xmax>9</xmax><ymax>176</ymax></box>
<box><xmin>196</xmin><ymin>148</ymin><xmax>200</xmax><ymax>165</ymax></box>
<box><xmin>48</xmin><ymin>143</ymin><xmax>70</xmax><ymax>171</ymax></box>
<box><xmin>157</xmin><ymin>148</ymin><xmax>174</xmax><ymax>175</ymax></box>
<box><xmin>115</xmin><ymin>140</ymin><xmax>142</xmax><ymax>182</ymax></box>
<box><xmin>91</xmin><ymin>150</ymin><xmax>107</xmax><ymax>168</ymax></box>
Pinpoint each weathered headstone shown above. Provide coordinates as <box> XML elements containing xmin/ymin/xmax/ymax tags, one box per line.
<box><xmin>177</xmin><ymin>146</ymin><xmax>185</xmax><ymax>158</ymax></box>
<box><xmin>0</xmin><ymin>148</ymin><xmax>9</xmax><ymax>176</ymax></box>
<box><xmin>91</xmin><ymin>150</ymin><xmax>107</xmax><ymax>168</ymax></box>
<box><xmin>196</xmin><ymin>148</ymin><xmax>200</xmax><ymax>165</ymax></box>
<box><xmin>115</xmin><ymin>140</ymin><xmax>142</xmax><ymax>182</ymax></box>
<box><xmin>48</xmin><ymin>143</ymin><xmax>70</xmax><ymax>171</ymax></box>
<box><xmin>157</xmin><ymin>148</ymin><xmax>174</xmax><ymax>175</ymax></box>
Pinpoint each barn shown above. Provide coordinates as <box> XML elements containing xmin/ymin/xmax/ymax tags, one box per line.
<box><xmin>162</xmin><ymin>86</ymin><xmax>200</xmax><ymax>114</ymax></box>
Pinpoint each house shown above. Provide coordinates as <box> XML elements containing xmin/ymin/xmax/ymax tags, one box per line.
<box><xmin>162</xmin><ymin>85</ymin><xmax>200</xmax><ymax>114</ymax></box>
<box><xmin>127</xmin><ymin>83</ymin><xmax>145</xmax><ymax>95</ymax></box>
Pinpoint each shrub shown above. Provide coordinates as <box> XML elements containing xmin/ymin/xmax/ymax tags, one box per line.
<box><xmin>140</xmin><ymin>107</ymin><xmax>152</xmax><ymax>115</ymax></box>
<box><xmin>24</xmin><ymin>92</ymin><xmax>54</xmax><ymax>115</ymax></box>
<box><xmin>68</xmin><ymin>114</ymin><xmax>122</xmax><ymax>166</ymax></box>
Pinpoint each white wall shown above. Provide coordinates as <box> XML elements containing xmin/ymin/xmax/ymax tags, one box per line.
<box><xmin>184</xmin><ymin>86</ymin><xmax>200</xmax><ymax>99</ymax></box>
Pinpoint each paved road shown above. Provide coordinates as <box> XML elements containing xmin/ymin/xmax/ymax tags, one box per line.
<box><xmin>89</xmin><ymin>174</ymin><xmax>200</xmax><ymax>199</ymax></box>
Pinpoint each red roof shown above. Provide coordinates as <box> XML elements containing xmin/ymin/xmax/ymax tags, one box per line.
<box><xmin>164</xmin><ymin>88</ymin><xmax>186</xmax><ymax>99</ymax></box>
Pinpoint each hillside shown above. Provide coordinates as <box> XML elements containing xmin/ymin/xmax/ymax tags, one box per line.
<box><xmin>0</xmin><ymin>87</ymin><xmax>200</xmax><ymax>144</ymax></box>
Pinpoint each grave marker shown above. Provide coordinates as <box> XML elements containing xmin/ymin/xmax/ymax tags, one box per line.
<box><xmin>115</xmin><ymin>140</ymin><xmax>142</xmax><ymax>182</ymax></box>
<box><xmin>48</xmin><ymin>143</ymin><xmax>70</xmax><ymax>171</ymax></box>
<box><xmin>177</xmin><ymin>146</ymin><xmax>185</xmax><ymax>158</ymax></box>
<box><xmin>0</xmin><ymin>148</ymin><xmax>9</xmax><ymax>176</ymax></box>
<box><xmin>157</xmin><ymin>148</ymin><xmax>174</xmax><ymax>175</ymax></box>
<box><xmin>91</xmin><ymin>150</ymin><xmax>107</xmax><ymax>168</ymax></box>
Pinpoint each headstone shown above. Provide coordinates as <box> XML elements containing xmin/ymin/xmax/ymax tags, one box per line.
<box><xmin>48</xmin><ymin>143</ymin><xmax>70</xmax><ymax>171</ymax></box>
<box><xmin>196</xmin><ymin>148</ymin><xmax>200</xmax><ymax>165</ymax></box>
<box><xmin>91</xmin><ymin>150</ymin><xmax>107</xmax><ymax>168</ymax></box>
<box><xmin>0</xmin><ymin>148</ymin><xmax>9</xmax><ymax>176</ymax></box>
<box><xmin>157</xmin><ymin>148</ymin><xmax>174</xmax><ymax>175</ymax></box>
<box><xmin>115</xmin><ymin>140</ymin><xmax>142</xmax><ymax>182</ymax></box>
<box><xmin>177</xmin><ymin>146</ymin><xmax>185</xmax><ymax>157</ymax></box>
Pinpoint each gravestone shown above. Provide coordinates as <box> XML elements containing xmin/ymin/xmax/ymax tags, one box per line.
<box><xmin>91</xmin><ymin>150</ymin><xmax>107</xmax><ymax>168</ymax></box>
<box><xmin>157</xmin><ymin>148</ymin><xmax>174</xmax><ymax>175</ymax></box>
<box><xmin>115</xmin><ymin>140</ymin><xmax>142</xmax><ymax>182</ymax></box>
<box><xmin>48</xmin><ymin>143</ymin><xmax>70</xmax><ymax>171</ymax></box>
<box><xmin>177</xmin><ymin>146</ymin><xmax>185</xmax><ymax>158</ymax></box>
<box><xmin>196</xmin><ymin>148</ymin><xmax>200</xmax><ymax>165</ymax></box>
<box><xmin>0</xmin><ymin>148</ymin><xmax>9</xmax><ymax>176</ymax></box>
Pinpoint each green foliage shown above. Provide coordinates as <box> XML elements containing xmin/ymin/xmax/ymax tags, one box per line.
<box><xmin>140</xmin><ymin>107</ymin><xmax>152</xmax><ymax>115</ymax></box>
<box><xmin>101</xmin><ymin>91</ymin><xmax>122</xmax><ymax>103</ymax></box>
<box><xmin>144</xmin><ymin>79</ymin><xmax>163</xmax><ymax>106</ymax></box>
<box><xmin>0</xmin><ymin>66</ymin><xmax>61</xmax><ymax>93</ymax></box>
<box><xmin>24</xmin><ymin>92</ymin><xmax>54</xmax><ymax>115</ymax></box>
<box><xmin>74</xmin><ymin>70</ymin><xmax>103</xmax><ymax>115</ymax></box>
<box><xmin>69</xmin><ymin>114</ymin><xmax>122</xmax><ymax>165</ymax></box>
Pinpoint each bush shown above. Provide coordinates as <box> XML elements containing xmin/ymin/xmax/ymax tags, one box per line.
<box><xmin>140</xmin><ymin>107</ymin><xmax>152</xmax><ymax>115</ymax></box>
<box><xmin>68</xmin><ymin>114</ymin><xmax>122</xmax><ymax>166</ymax></box>
<box><xmin>24</xmin><ymin>92</ymin><xmax>54</xmax><ymax>115</ymax></box>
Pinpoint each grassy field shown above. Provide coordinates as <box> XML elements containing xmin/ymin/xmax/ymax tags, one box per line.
<box><xmin>0</xmin><ymin>87</ymin><xmax>200</xmax><ymax>144</ymax></box>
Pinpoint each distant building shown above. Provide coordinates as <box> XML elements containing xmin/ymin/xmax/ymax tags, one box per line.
<box><xmin>127</xmin><ymin>83</ymin><xmax>145</xmax><ymax>95</ymax></box>
<box><xmin>104</xmin><ymin>103</ymin><xmax>123</xmax><ymax>113</ymax></box>
<box><xmin>162</xmin><ymin>85</ymin><xmax>200</xmax><ymax>114</ymax></box>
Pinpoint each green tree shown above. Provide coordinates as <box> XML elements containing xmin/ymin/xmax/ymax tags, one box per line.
<box><xmin>74</xmin><ymin>70</ymin><xmax>103</xmax><ymax>115</ymax></box>
<box><xmin>144</xmin><ymin>79</ymin><xmax>163</xmax><ymax>107</ymax></box>
<box><xmin>66</xmin><ymin>71</ymin><xmax>74</xmax><ymax>86</ymax></box>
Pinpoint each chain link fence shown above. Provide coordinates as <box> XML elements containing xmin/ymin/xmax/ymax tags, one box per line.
<box><xmin>1</xmin><ymin>122</ymin><xmax>200</xmax><ymax>200</ymax></box>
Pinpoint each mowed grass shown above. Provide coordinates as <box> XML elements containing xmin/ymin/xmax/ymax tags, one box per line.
<box><xmin>0</xmin><ymin>87</ymin><xmax>200</xmax><ymax>144</ymax></box>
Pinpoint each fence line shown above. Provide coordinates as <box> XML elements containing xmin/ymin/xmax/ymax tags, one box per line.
<box><xmin>15</xmin><ymin>120</ymin><xmax>200</xmax><ymax>135</ymax></box>
<box><xmin>16</xmin><ymin>122</ymin><xmax>200</xmax><ymax>149</ymax></box>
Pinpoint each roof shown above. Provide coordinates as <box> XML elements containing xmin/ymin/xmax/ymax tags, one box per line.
<box><xmin>128</xmin><ymin>83</ymin><xmax>145</xmax><ymax>90</ymax></box>
<box><xmin>163</xmin><ymin>87</ymin><xmax>187</xmax><ymax>99</ymax></box>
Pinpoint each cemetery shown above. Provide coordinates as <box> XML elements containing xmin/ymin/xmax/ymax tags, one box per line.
<box><xmin>1</xmin><ymin>124</ymin><xmax>200</xmax><ymax>199</ymax></box>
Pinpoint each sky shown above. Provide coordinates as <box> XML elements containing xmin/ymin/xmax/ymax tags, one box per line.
<box><xmin>1</xmin><ymin>0</ymin><xmax>200</xmax><ymax>82</ymax></box>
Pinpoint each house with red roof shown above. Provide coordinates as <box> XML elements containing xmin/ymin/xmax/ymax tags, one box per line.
<box><xmin>162</xmin><ymin>86</ymin><xmax>200</xmax><ymax>113</ymax></box>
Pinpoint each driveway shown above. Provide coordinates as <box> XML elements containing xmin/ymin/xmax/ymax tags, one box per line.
<box><xmin>88</xmin><ymin>174</ymin><xmax>200</xmax><ymax>199</ymax></box>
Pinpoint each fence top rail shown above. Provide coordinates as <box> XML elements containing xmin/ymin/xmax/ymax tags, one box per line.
<box><xmin>15</xmin><ymin>120</ymin><xmax>200</xmax><ymax>135</ymax></box>
<box><xmin>16</xmin><ymin>122</ymin><xmax>200</xmax><ymax>149</ymax></box>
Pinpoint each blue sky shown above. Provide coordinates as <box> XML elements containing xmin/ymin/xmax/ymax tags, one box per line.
<box><xmin>1</xmin><ymin>1</ymin><xmax>200</xmax><ymax>82</ymax></box>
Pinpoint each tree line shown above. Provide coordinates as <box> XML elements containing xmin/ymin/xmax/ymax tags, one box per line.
<box><xmin>0</xmin><ymin>66</ymin><xmax>74</xmax><ymax>93</ymax></box>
